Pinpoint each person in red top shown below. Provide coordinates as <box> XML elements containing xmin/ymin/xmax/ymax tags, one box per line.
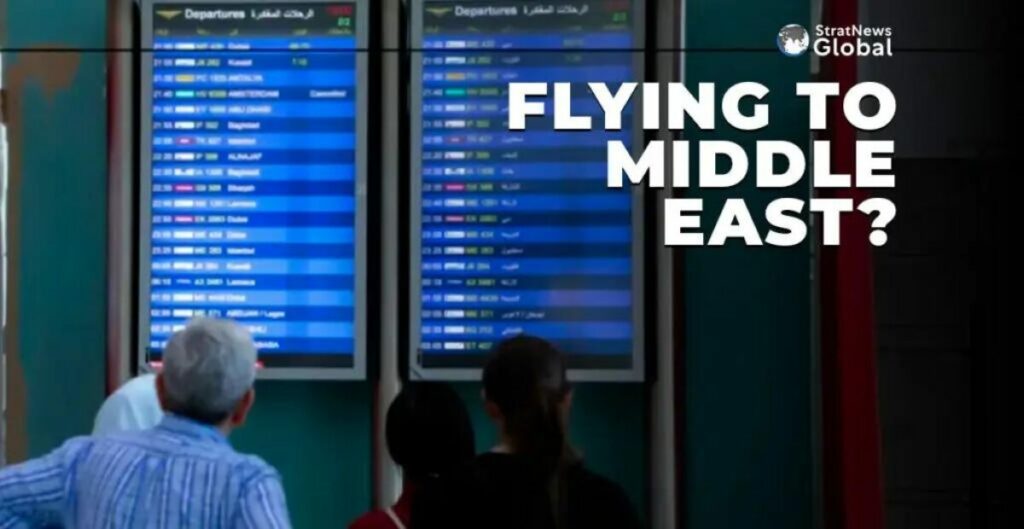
<box><xmin>349</xmin><ymin>382</ymin><xmax>475</xmax><ymax>529</ymax></box>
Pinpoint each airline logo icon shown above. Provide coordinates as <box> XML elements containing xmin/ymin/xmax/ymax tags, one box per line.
<box><xmin>156</xmin><ymin>10</ymin><xmax>183</xmax><ymax>20</ymax></box>
<box><xmin>426</xmin><ymin>6</ymin><xmax>453</xmax><ymax>17</ymax></box>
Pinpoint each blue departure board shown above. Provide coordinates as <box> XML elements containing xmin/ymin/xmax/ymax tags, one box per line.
<box><xmin>409</xmin><ymin>0</ymin><xmax>645</xmax><ymax>381</ymax></box>
<box><xmin>139</xmin><ymin>0</ymin><xmax>367</xmax><ymax>379</ymax></box>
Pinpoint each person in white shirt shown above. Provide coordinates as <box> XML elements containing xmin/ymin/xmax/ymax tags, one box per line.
<box><xmin>92</xmin><ymin>372</ymin><xmax>164</xmax><ymax>435</ymax></box>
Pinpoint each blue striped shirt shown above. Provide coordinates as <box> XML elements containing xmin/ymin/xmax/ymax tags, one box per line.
<box><xmin>0</xmin><ymin>415</ymin><xmax>291</xmax><ymax>528</ymax></box>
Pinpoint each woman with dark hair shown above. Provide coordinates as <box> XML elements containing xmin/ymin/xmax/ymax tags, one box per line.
<box><xmin>350</xmin><ymin>382</ymin><xmax>475</xmax><ymax>529</ymax></box>
<box><xmin>413</xmin><ymin>335</ymin><xmax>642</xmax><ymax>529</ymax></box>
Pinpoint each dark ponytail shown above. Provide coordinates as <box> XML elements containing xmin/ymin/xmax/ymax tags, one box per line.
<box><xmin>483</xmin><ymin>335</ymin><xmax>574</xmax><ymax>528</ymax></box>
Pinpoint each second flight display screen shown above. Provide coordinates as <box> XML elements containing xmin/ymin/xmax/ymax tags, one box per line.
<box><xmin>411</xmin><ymin>0</ymin><xmax>643</xmax><ymax>377</ymax></box>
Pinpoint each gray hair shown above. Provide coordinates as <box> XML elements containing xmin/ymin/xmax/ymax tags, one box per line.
<box><xmin>162</xmin><ymin>318</ymin><xmax>257</xmax><ymax>424</ymax></box>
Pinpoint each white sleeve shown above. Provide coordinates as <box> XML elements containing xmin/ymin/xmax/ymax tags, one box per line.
<box><xmin>93</xmin><ymin>375</ymin><xmax>164</xmax><ymax>435</ymax></box>
<box><xmin>93</xmin><ymin>392</ymin><xmax>140</xmax><ymax>435</ymax></box>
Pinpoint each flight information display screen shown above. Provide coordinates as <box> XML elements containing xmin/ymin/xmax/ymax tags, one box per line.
<box><xmin>139</xmin><ymin>0</ymin><xmax>367</xmax><ymax>378</ymax></box>
<box><xmin>409</xmin><ymin>0</ymin><xmax>644</xmax><ymax>381</ymax></box>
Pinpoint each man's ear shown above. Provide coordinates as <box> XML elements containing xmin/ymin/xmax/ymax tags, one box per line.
<box><xmin>155</xmin><ymin>373</ymin><xmax>171</xmax><ymax>411</ymax></box>
<box><xmin>229</xmin><ymin>388</ymin><xmax>255</xmax><ymax>428</ymax></box>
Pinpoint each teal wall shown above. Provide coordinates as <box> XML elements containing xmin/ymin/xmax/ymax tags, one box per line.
<box><xmin>233</xmin><ymin>382</ymin><xmax>373</xmax><ymax>528</ymax></box>
<box><xmin>3</xmin><ymin>0</ymin><xmax>109</xmax><ymax>458</ymax></box>
<box><xmin>684</xmin><ymin>1</ymin><xmax>814</xmax><ymax>529</ymax></box>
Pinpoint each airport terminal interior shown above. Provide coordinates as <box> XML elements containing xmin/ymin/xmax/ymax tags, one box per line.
<box><xmin>0</xmin><ymin>0</ymin><xmax>1010</xmax><ymax>527</ymax></box>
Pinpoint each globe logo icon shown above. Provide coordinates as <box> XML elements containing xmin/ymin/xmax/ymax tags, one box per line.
<box><xmin>777</xmin><ymin>24</ymin><xmax>809</xmax><ymax>56</ymax></box>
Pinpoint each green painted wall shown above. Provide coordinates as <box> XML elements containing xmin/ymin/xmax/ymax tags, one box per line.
<box><xmin>233</xmin><ymin>382</ymin><xmax>373</xmax><ymax>528</ymax></box>
<box><xmin>684</xmin><ymin>1</ymin><xmax>814</xmax><ymax>529</ymax></box>
<box><xmin>455</xmin><ymin>383</ymin><xmax>648</xmax><ymax>519</ymax></box>
<box><xmin>3</xmin><ymin>0</ymin><xmax>109</xmax><ymax>458</ymax></box>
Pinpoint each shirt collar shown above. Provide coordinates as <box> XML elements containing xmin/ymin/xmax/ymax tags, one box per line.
<box><xmin>156</xmin><ymin>414</ymin><xmax>229</xmax><ymax>445</ymax></box>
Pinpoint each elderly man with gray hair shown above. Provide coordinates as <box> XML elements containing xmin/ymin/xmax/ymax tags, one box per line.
<box><xmin>0</xmin><ymin>318</ymin><xmax>291</xmax><ymax>528</ymax></box>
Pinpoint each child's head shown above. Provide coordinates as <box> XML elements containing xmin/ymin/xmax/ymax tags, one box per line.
<box><xmin>386</xmin><ymin>382</ymin><xmax>475</xmax><ymax>482</ymax></box>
